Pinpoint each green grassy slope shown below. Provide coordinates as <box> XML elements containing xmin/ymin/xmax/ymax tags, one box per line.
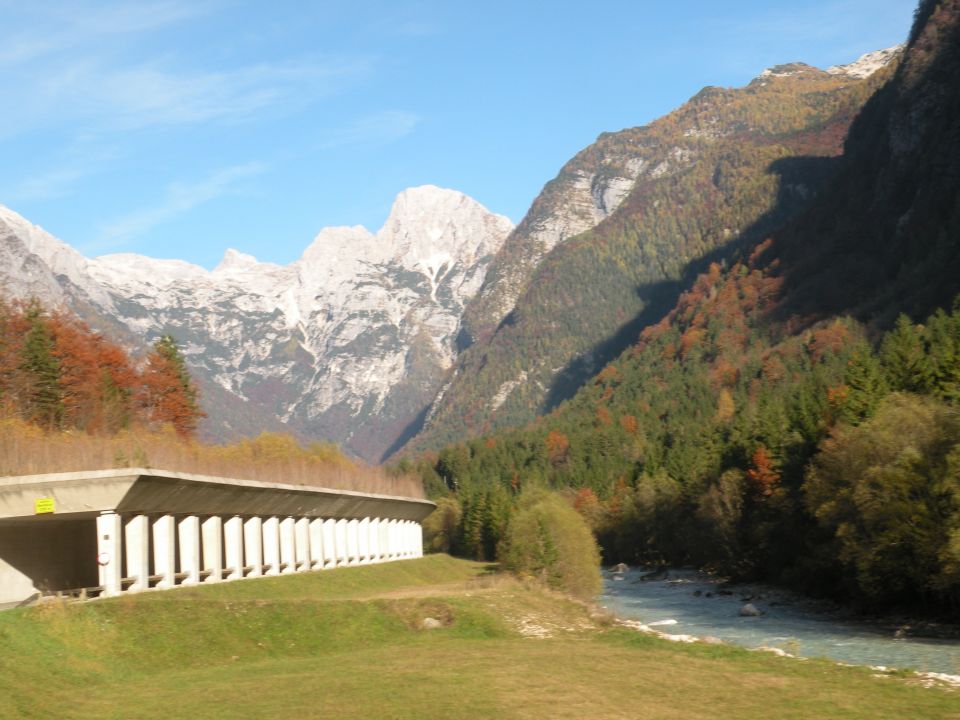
<box><xmin>0</xmin><ymin>557</ymin><xmax>955</xmax><ymax>719</ymax></box>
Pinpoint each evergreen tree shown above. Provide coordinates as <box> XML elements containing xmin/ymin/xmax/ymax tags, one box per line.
<box><xmin>880</xmin><ymin>314</ymin><xmax>933</xmax><ymax>393</ymax></box>
<box><xmin>837</xmin><ymin>349</ymin><xmax>889</xmax><ymax>425</ymax></box>
<box><xmin>19</xmin><ymin>300</ymin><xmax>62</xmax><ymax>428</ymax></box>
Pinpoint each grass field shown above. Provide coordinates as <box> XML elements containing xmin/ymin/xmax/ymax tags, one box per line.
<box><xmin>0</xmin><ymin>555</ymin><xmax>956</xmax><ymax>719</ymax></box>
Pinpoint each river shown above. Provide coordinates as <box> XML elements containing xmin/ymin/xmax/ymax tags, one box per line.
<box><xmin>600</xmin><ymin>567</ymin><xmax>960</xmax><ymax>675</ymax></box>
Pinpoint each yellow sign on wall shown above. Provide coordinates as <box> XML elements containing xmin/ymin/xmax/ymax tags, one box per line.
<box><xmin>34</xmin><ymin>497</ymin><xmax>55</xmax><ymax>514</ymax></box>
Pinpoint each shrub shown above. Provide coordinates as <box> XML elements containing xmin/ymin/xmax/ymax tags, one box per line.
<box><xmin>500</xmin><ymin>491</ymin><xmax>601</xmax><ymax>599</ymax></box>
<box><xmin>422</xmin><ymin>497</ymin><xmax>463</xmax><ymax>554</ymax></box>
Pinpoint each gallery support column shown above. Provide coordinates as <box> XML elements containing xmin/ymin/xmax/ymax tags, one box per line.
<box><xmin>178</xmin><ymin>516</ymin><xmax>201</xmax><ymax>586</ymax></box>
<box><xmin>369</xmin><ymin>518</ymin><xmax>382</xmax><ymax>563</ymax></box>
<box><xmin>385</xmin><ymin>519</ymin><xmax>397</xmax><ymax>560</ymax></box>
<box><xmin>323</xmin><ymin>519</ymin><xmax>339</xmax><ymax>568</ymax></box>
<box><xmin>243</xmin><ymin>517</ymin><xmax>263</xmax><ymax>577</ymax></box>
<box><xmin>280</xmin><ymin>517</ymin><xmax>296</xmax><ymax>574</ymax></box>
<box><xmin>263</xmin><ymin>517</ymin><xmax>281</xmax><ymax>576</ymax></box>
<box><xmin>201</xmin><ymin>516</ymin><xmax>223</xmax><ymax>583</ymax></box>
<box><xmin>96</xmin><ymin>511</ymin><xmax>122</xmax><ymax>597</ymax></box>
<box><xmin>224</xmin><ymin>516</ymin><xmax>244</xmax><ymax>580</ymax></box>
<box><xmin>415</xmin><ymin>522</ymin><xmax>423</xmax><ymax>558</ymax></box>
<box><xmin>348</xmin><ymin>519</ymin><xmax>362</xmax><ymax>564</ymax></box>
<box><xmin>153</xmin><ymin>515</ymin><xmax>176</xmax><ymax>589</ymax></box>
<box><xmin>124</xmin><ymin>514</ymin><xmax>150</xmax><ymax>593</ymax></box>
<box><xmin>358</xmin><ymin>517</ymin><xmax>370</xmax><ymax>564</ymax></box>
<box><xmin>296</xmin><ymin>518</ymin><xmax>312</xmax><ymax>572</ymax></box>
<box><xmin>308</xmin><ymin>518</ymin><xmax>325</xmax><ymax>571</ymax></box>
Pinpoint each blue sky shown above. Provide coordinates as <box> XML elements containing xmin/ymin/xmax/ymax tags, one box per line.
<box><xmin>0</xmin><ymin>0</ymin><xmax>916</xmax><ymax>269</ymax></box>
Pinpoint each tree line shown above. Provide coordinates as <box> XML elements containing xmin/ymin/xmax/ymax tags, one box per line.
<box><xmin>0</xmin><ymin>297</ymin><xmax>203</xmax><ymax>437</ymax></box>
<box><xmin>408</xmin><ymin>262</ymin><xmax>960</xmax><ymax>613</ymax></box>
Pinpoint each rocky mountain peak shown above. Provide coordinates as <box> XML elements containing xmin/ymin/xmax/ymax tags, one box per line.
<box><xmin>382</xmin><ymin>185</ymin><xmax>513</xmax><ymax>270</ymax></box>
<box><xmin>826</xmin><ymin>45</ymin><xmax>904</xmax><ymax>79</ymax></box>
<box><xmin>214</xmin><ymin>248</ymin><xmax>261</xmax><ymax>274</ymax></box>
<box><xmin>0</xmin><ymin>185</ymin><xmax>513</xmax><ymax>463</ymax></box>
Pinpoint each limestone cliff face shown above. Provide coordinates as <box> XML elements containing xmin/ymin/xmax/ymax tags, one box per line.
<box><xmin>0</xmin><ymin>186</ymin><xmax>513</xmax><ymax>462</ymax></box>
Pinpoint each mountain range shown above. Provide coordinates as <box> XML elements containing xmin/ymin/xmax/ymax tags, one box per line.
<box><xmin>0</xmin><ymin>187</ymin><xmax>512</xmax><ymax>461</ymax></box>
<box><xmin>0</xmin><ymin>44</ymin><xmax>909</xmax><ymax>464</ymax></box>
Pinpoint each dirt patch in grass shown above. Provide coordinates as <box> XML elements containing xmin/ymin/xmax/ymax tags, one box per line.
<box><xmin>384</xmin><ymin>598</ymin><xmax>457</xmax><ymax>630</ymax></box>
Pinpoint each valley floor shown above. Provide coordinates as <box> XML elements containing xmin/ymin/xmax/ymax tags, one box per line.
<box><xmin>0</xmin><ymin>556</ymin><xmax>955</xmax><ymax>719</ymax></box>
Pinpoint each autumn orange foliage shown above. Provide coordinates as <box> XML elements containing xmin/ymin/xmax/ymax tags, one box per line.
<box><xmin>746</xmin><ymin>446</ymin><xmax>780</xmax><ymax>499</ymax></box>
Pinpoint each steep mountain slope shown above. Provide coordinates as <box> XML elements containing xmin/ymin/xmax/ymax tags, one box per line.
<box><xmin>766</xmin><ymin>1</ymin><xmax>960</xmax><ymax>326</ymax></box>
<box><xmin>416</xmin><ymin>0</ymin><xmax>960</xmax><ymax>608</ymax></box>
<box><xmin>0</xmin><ymin>186</ymin><xmax>513</xmax><ymax>462</ymax></box>
<box><xmin>406</xmin><ymin>48</ymin><xmax>902</xmax><ymax>455</ymax></box>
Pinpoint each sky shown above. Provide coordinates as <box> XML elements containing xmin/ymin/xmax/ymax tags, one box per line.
<box><xmin>0</xmin><ymin>0</ymin><xmax>917</xmax><ymax>269</ymax></box>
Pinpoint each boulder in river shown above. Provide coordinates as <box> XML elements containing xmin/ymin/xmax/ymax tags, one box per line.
<box><xmin>611</xmin><ymin>562</ymin><xmax>629</xmax><ymax>574</ymax></box>
<box><xmin>639</xmin><ymin>566</ymin><xmax>668</xmax><ymax>582</ymax></box>
<box><xmin>739</xmin><ymin>603</ymin><xmax>763</xmax><ymax>617</ymax></box>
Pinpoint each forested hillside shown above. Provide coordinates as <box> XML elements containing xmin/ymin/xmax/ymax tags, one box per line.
<box><xmin>409</xmin><ymin>0</ymin><xmax>960</xmax><ymax>612</ymax></box>
<box><xmin>407</xmin><ymin>51</ymin><xmax>899</xmax><ymax>455</ymax></box>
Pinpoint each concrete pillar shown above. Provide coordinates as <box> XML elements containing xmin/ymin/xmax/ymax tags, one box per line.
<box><xmin>97</xmin><ymin>511</ymin><xmax>122</xmax><ymax>597</ymax></box>
<box><xmin>224</xmin><ymin>516</ymin><xmax>244</xmax><ymax>580</ymax></box>
<box><xmin>263</xmin><ymin>516</ymin><xmax>280</xmax><ymax>576</ymax></box>
<box><xmin>310</xmin><ymin>518</ymin><xmax>324</xmax><ymax>570</ymax></box>
<box><xmin>396</xmin><ymin>519</ymin><xmax>405</xmax><ymax>559</ymax></box>
<box><xmin>369</xmin><ymin>517</ymin><xmax>381</xmax><ymax>563</ymax></box>
<box><xmin>280</xmin><ymin>517</ymin><xmax>296</xmax><ymax>574</ymax></box>
<box><xmin>124</xmin><ymin>514</ymin><xmax>150</xmax><ymax>592</ymax></box>
<box><xmin>384</xmin><ymin>519</ymin><xmax>395</xmax><ymax>560</ymax></box>
<box><xmin>153</xmin><ymin>515</ymin><xmax>176</xmax><ymax>589</ymax></box>
<box><xmin>415</xmin><ymin>522</ymin><xmax>423</xmax><ymax>558</ymax></box>
<box><xmin>321</xmin><ymin>518</ymin><xmax>337</xmax><ymax>568</ymax></box>
<box><xmin>404</xmin><ymin>520</ymin><xmax>413</xmax><ymax>557</ymax></box>
<box><xmin>178</xmin><ymin>516</ymin><xmax>201</xmax><ymax>586</ymax></box>
<box><xmin>243</xmin><ymin>517</ymin><xmax>263</xmax><ymax>577</ymax></box>
<box><xmin>346</xmin><ymin>518</ymin><xmax>360</xmax><ymax>565</ymax></box>
<box><xmin>334</xmin><ymin>518</ymin><xmax>349</xmax><ymax>566</ymax></box>
<box><xmin>358</xmin><ymin>517</ymin><xmax>370</xmax><ymax>564</ymax></box>
<box><xmin>296</xmin><ymin>518</ymin><xmax>312</xmax><ymax>572</ymax></box>
<box><xmin>201</xmin><ymin>516</ymin><xmax>223</xmax><ymax>583</ymax></box>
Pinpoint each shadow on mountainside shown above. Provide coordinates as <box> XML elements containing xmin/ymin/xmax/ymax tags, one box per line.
<box><xmin>540</xmin><ymin>154</ymin><xmax>844</xmax><ymax>415</ymax></box>
<box><xmin>380</xmin><ymin>403</ymin><xmax>432</xmax><ymax>464</ymax></box>
<box><xmin>761</xmin><ymin>26</ymin><xmax>960</xmax><ymax>331</ymax></box>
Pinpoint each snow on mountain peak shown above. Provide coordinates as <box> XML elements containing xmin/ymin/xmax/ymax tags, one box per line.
<box><xmin>826</xmin><ymin>45</ymin><xmax>904</xmax><ymax>79</ymax></box>
<box><xmin>755</xmin><ymin>46</ymin><xmax>903</xmax><ymax>85</ymax></box>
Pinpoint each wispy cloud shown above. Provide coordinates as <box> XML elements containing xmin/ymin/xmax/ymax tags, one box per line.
<box><xmin>90</xmin><ymin>58</ymin><xmax>370</xmax><ymax>130</ymax></box>
<box><xmin>0</xmin><ymin>1</ymin><xmax>374</xmax><ymax>139</ymax></box>
<box><xmin>318</xmin><ymin>110</ymin><xmax>419</xmax><ymax>150</ymax></box>
<box><xmin>95</xmin><ymin>162</ymin><xmax>265</xmax><ymax>249</ymax></box>
<box><xmin>0</xmin><ymin>1</ymin><xmax>209</xmax><ymax>70</ymax></box>
<box><xmin>46</xmin><ymin>0</ymin><xmax>208</xmax><ymax>36</ymax></box>
<box><xmin>0</xmin><ymin>55</ymin><xmax>372</xmax><ymax>140</ymax></box>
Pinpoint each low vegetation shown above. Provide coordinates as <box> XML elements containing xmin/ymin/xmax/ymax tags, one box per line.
<box><xmin>0</xmin><ymin>556</ymin><xmax>955</xmax><ymax>719</ymax></box>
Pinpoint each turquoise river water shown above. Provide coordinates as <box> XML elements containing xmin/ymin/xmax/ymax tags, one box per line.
<box><xmin>601</xmin><ymin>568</ymin><xmax>960</xmax><ymax>675</ymax></box>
